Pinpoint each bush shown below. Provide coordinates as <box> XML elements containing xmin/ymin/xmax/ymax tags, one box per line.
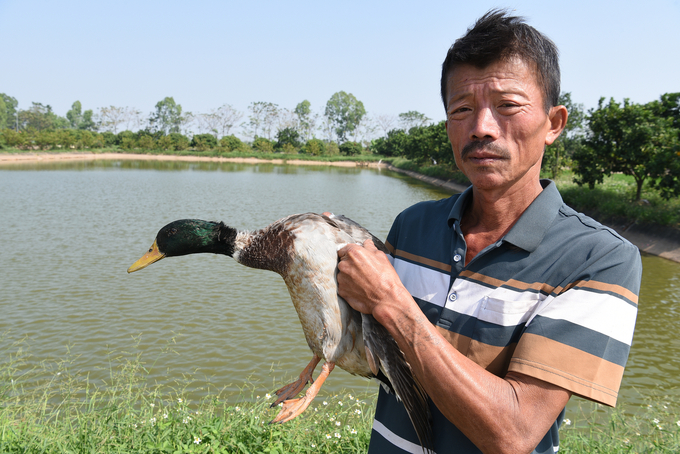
<box><xmin>275</xmin><ymin>127</ymin><xmax>302</xmax><ymax>150</ymax></box>
<box><xmin>137</xmin><ymin>135</ymin><xmax>156</xmax><ymax>150</ymax></box>
<box><xmin>302</xmin><ymin>138</ymin><xmax>327</xmax><ymax>156</ymax></box>
<box><xmin>252</xmin><ymin>137</ymin><xmax>274</xmax><ymax>153</ymax></box>
<box><xmin>1</xmin><ymin>129</ymin><xmax>26</xmax><ymax>148</ymax></box>
<box><xmin>101</xmin><ymin>131</ymin><xmax>117</xmax><ymax>147</ymax></box>
<box><xmin>191</xmin><ymin>133</ymin><xmax>218</xmax><ymax>151</ymax></box>
<box><xmin>168</xmin><ymin>132</ymin><xmax>190</xmax><ymax>151</ymax></box>
<box><xmin>219</xmin><ymin>134</ymin><xmax>243</xmax><ymax>152</ymax></box>
<box><xmin>339</xmin><ymin>141</ymin><xmax>363</xmax><ymax>156</ymax></box>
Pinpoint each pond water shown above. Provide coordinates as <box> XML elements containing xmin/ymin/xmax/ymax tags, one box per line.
<box><xmin>0</xmin><ymin>160</ymin><xmax>678</xmax><ymax>416</ymax></box>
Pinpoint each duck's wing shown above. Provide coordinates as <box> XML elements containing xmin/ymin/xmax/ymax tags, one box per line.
<box><xmin>326</xmin><ymin>214</ymin><xmax>433</xmax><ymax>451</ymax></box>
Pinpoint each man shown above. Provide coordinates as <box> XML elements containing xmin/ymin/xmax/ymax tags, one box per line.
<box><xmin>336</xmin><ymin>10</ymin><xmax>641</xmax><ymax>454</ymax></box>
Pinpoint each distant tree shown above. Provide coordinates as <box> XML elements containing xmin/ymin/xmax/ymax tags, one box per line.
<box><xmin>324</xmin><ymin>91</ymin><xmax>366</xmax><ymax>143</ymax></box>
<box><xmin>219</xmin><ymin>134</ymin><xmax>243</xmax><ymax>152</ymax></box>
<box><xmin>1</xmin><ymin>93</ymin><xmax>18</xmax><ymax>130</ymax></box>
<box><xmin>275</xmin><ymin>127</ymin><xmax>301</xmax><ymax>150</ymax></box>
<box><xmin>168</xmin><ymin>132</ymin><xmax>190</xmax><ymax>151</ymax></box>
<box><xmin>245</xmin><ymin>102</ymin><xmax>279</xmax><ymax>140</ymax></box>
<box><xmin>375</xmin><ymin>114</ymin><xmax>397</xmax><ymax>136</ymax></box>
<box><xmin>98</xmin><ymin>106</ymin><xmax>127</xmax><ymax>133</ymax></box>
<box><xmin>573</xmin><ymin>97</ymin><xmax>680</xmax><ymax>201</ymax></box>
<box><xmin>214</xmin><ymin>104</ymin><xmax>243</xmax><ymax>137</ymax></box>
<box><xmin>148</xmin><ymin>97</ymin><xmax>186</xmax><ymax>134</ymax></box>
<box><xmin>294</xmin><ymin>100</ymin><xmax>316</xmax><ymax>141</ymax></box>
<box><xmin>0</xmin><ymin>97</ymin><xmax>6</xmax><ymax>130</ymax></box>
<box><xmin>191</xmin><ymin>133</ymin><xmax>218</xmax><ymax>151</ymax></box>
<box><xmin>18</xmin><ymin>103</ymin><xmax>68</xmax><ymax>131</ymax></box>
<box><xmin>402</xmin><ymin>121</ymin><xmax>453</xmax><ymax>166</ymax></box>
<box><xmin>66</xmin><ymin>101</ymin><xmax>83</xmax><ymax>128</ymax></box>
<box><xmin>543</xmin><ymin>92</ymin><xmax>586</xmax><ymax>179</ymax></box>
<box><xmin>252</xmin><ymin>136</ymin><xmax>274</xmax><ymax>153</ymax></box>
<box><xmin>339</xmin><ymin>141</ymin><xmax>363</xmax><ymax>156</ymax></box>
<box><xmin>303</xmin><ymin>138</ymin><xmax>327</xmax><ymax>156</ymax></box>
<box><xmin>371</xmin><ymin>129</ymin><xmax>408</xmax><ymax>157</ymax></box>
<box><xmin>398</xmin><ymin>111</ymin><xmax>431</xmax><ymax>131</ymax></box>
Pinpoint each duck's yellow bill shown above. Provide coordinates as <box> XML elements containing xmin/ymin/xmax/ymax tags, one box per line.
<box><xmin>127</xmin><ymin>240</ymin><xmax>166</xmax><ymax>273</ymax></box>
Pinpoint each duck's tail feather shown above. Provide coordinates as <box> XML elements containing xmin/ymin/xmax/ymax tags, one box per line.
<box><xmin>362</xmin><ymin>314</ymin><xmax>434</xmax><ymax>453</ymax></box>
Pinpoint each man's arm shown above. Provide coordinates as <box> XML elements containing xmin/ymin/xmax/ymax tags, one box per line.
<box><xmin>337</xmin><ymin>239</ymin><xmax>571</xmax><ymax>454</ymax></box>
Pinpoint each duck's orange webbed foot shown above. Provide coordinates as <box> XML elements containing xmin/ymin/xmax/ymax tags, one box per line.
<box><xmin>271</xmin><ymin>354</ymin><xmax>321</xmax><ymax>407</ymax></box>
<box><xmin>270</xmin><ymin>361</ymin><xmax>335</xmax><ymax>424</ymax></box>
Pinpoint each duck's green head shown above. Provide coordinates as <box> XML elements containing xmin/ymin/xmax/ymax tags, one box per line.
<box><xmin>127</xmin><ymin>219</ymin><xmax>236</xmax><ymax>273</ymax></box>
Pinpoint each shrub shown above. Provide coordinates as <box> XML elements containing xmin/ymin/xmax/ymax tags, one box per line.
<box><xmin>191</xmin><ymin>133</ymin><xmax>218</xmax><ymax>151</ymax></box>
<box><xmin>303</xmin><ymin>138</ymin><xmax>327</xmax><ymax>156</ymax></box>
<box><xmin>1</xmin><ymin>129</ymin><xmax>26</xmax><ymax>148</ymax></box>
<box><xmin>219</xmin><ymin>134</ymin><xmax>243</xmax><ymax>152</ymax></box>
<box><xmin>339</xmin><ymin>141</ymin><xmax>363</xmax><ymax>156</ymax></box>
<box><xmin>275</xmin><ymin>127</ymin><xmax>301</xmax><ymax>150</ymax></box>
<box><xmin>101</xmin><ymin>131</ymin><xmax>117</xmax><ymax>147</ymax></box>
<box><xmin>137</xmin><ymin>135</ymin><xmax>156</xmax><ymax>150</ymax></box>
<box><xmin>168</xmin><ymin>132</ymin><xmax>190</xmax><ymax>151</ymax></box>
<box><xmin>252</xmin><ymin>137</ymin><xmax>274</xmax><ymax>153</ymax></box>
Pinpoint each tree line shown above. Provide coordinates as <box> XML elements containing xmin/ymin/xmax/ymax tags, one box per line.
<box><xmin>1</xmin><ymin>91</ymin><xmax>678</xmax><ymax>200</ymax></box>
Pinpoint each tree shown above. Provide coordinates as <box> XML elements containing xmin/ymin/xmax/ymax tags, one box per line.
<box><xmin>148</xmin><ymin>97</ymin><xmax>186</xmax><ymax>134</ymax></box>
<box><xmin>573</xmin><ymin>97</ymin><xmax>680</xmax><ymax>201</ymax></box>
<box><xmin>398</xmin><ymin>111</ymin><xmax>431</xmax><ymax>131</ymax></box>
<box><xmin>98</xmin><ymin>106</ymin><xmax>126</xmax><ymax>133</ymax></box>
<box><xmin>275</xmin><ymin>127</ymin><xmax>301</xmax><ymax>150</ymax></box>
<box><xmin>543</xmin><ymin>92</ymin><xmax>586</xmax><ymax>179</ymax></box>
<box><xmin>375</xmin><ymin>114</ymin><xmax>397</xmax><ymax>136</ymax></box>
<box><xmin>324</xmin><ymin>91</ymin><xmax>366</xmax><ymax>143</ymax></box>
<box><xmin>245</xmin><ymin>102</ymin><xmax>279</xmax><ymax>140</ymax></box>
<box><xmin>294</xmin><ymin>100</ymin><xmax>316</xmax><ymax>141</ymax></box>
<box><xmin>215</xmin><ymin>104</ymin><xmax>243</xmax><ymax>137</ymax></box>
<box><xmin>18</xmin><ymin>102</ymin><xmax>68</xmax><ymax>131</ymax></box>
<box><xmin>66</xmin><ymin>101</ymin><xmax>83</xmax><ymax>128</ymax></box>
<box><xmin>0</xmin><ymin>97</ymin><xmax>6</xmax><ymax>130</ymax></box>
<box><xmin>1</xmin><ymin>94</ymin><xmax>18</xmax><ymax>130</ymax></box>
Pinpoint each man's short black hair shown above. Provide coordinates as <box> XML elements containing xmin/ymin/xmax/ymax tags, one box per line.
<box><xmin>441</xmin><ymin>9</ymin><xmax>560</xmax><ymax>113</ymax></box>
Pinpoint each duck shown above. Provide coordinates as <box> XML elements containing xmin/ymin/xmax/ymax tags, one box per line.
<box><xmin>127</xmin><ymin>212</ymin><xmax>432</xmax><ymax>450</ymax></box>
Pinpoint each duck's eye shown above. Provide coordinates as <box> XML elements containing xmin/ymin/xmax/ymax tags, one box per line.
<box><xmin>170</xmin><ymin>228</ymin><xmax>178</xmax><ymax>235</ymax></box>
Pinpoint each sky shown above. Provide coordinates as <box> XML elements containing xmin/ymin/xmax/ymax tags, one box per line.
<box><xmin>1</xmin><ymin>0</ymin><xmax>679</xmax><ymax>132</ymax></box>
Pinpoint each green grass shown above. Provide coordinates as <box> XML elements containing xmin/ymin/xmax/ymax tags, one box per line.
<box><xmin>0</xmin><ymin>337</ymin><xmax>374</xmax><ymax>453</ymax></box>
<box><xmin>3</xmin><ymin>337</ymin><xmax>680</xmax><ymax>453</ymax></box>
<box><xmin>550</xmin><ymin>171</ymin><xmax>680</xmax><ymax>229</ymax></box>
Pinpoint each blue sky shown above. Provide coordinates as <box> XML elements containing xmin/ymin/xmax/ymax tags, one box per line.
<box><xmin>1</xmin><ymin>0</ymin><xmax>678</xmax><ymax>129</ymax></box>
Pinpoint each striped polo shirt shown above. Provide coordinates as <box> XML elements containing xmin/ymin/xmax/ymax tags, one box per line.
<box><xmin>368</xmin><ymin>180</ymin><xmax>641</xmax><ymax>454</ymax></box>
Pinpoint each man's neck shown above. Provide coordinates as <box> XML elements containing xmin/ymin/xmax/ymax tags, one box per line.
<box><xmin>461</xmin><ymin>178</ymin><xmax>544</xmax><ymax>265</ymax></box>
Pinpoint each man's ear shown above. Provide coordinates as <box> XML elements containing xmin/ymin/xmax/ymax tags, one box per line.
<box><xmin>545</xmin><ymin>105</ymin><xmax>568</xmax><ymax>146</ymax></box>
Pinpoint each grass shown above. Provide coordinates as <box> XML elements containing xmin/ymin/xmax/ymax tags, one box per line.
<box><xmin>550</xmin><ymin>171</ymin><xmax>680</xmax><ymax>229</ymax></box>
<box><xmin>0</xmin><ymin>336</ymin><xmax>374</xmax><ymax>453</ymax></box>
<box><xmin>561</xmin><ymin>398</ymin><xmax>680</xmax><ymax>453</ymax></box>
<box><xmin>3</xmin><ymin>337</ymin><xmax>680</xmax><ymax>453</ymax></box>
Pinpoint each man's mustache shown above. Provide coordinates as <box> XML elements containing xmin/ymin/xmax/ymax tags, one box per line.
<box><xmin>461</xmin><ymin>141</ymin><xmax>510</xmax><ymax>161</ymax></box>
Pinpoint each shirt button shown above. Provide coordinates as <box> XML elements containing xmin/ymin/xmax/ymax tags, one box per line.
<box><xmin>448</xmin><ymin>292</ymin><xmax>457</xmax><ymax>302</ymax></box>
<box><xmin>453</xmin><ymin>254</ymin><xmax>462</xmax><ymax>262</ymax></box>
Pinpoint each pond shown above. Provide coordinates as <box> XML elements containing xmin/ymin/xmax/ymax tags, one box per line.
<box><xmin>0</xmin><ymin>159</ymin><xmax>678</xmax><ymax>417</ymax></box>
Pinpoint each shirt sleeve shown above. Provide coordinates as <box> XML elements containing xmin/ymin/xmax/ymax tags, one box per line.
<box><xmin>508</xmin><ymin>239</ymin><xmax>641</xmax><ymax>406</ymax></box>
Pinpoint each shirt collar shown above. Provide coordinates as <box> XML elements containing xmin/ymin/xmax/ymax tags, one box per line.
<box><xmin>447</xmin><ymin>180</ymin><xmax>563</xmax><ymax>252</ymax></box>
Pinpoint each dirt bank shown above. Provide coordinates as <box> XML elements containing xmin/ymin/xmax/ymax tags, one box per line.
<box><xmin>2</xmin><ymin>152</ymin><xmax>678</xmax><ymax>263</ymax></box>
<box><xmin>0</xmin><ymin>152</ymin><xmax>385</xmax><ymax>168</ymax></box>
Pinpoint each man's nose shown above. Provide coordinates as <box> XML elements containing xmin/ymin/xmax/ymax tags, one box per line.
<box><xmin>469</xmin><ymin>107</ymin><xmax>500</xmax><ymax>141</ymax></box>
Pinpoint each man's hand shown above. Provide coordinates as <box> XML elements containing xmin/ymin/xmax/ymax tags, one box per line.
<box><xmin>336</xmin><ymin>239</ymin><xmax>410</xmax><ymax>317</ymax></box>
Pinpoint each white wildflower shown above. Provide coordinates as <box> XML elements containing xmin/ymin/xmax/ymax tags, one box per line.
<box><xmin>194</xmin><ymin>436</ymin><xmax>201</xmax><ymax>444</ymax></box>
<box><xmin>326</xmin><ymin>434</ymin><xmax>331</xmax><ymax>439</ymax></box>
<box><xmin>334</xmin><ymin>433</ymin><xmax>341</xmax><ymax>438</ymax></box>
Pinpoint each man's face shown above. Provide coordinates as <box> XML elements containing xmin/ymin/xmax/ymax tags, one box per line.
<box><xmin>444</xmin><ymin>57</ymin><xmax>562</xmax><ymax>192</ymax></box>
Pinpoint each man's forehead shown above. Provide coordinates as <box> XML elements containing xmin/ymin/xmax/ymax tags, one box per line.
<box><xmin>445</xmin><ymin>58</ymin><xmax>542</xmax><ymax>100</ymax></box>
